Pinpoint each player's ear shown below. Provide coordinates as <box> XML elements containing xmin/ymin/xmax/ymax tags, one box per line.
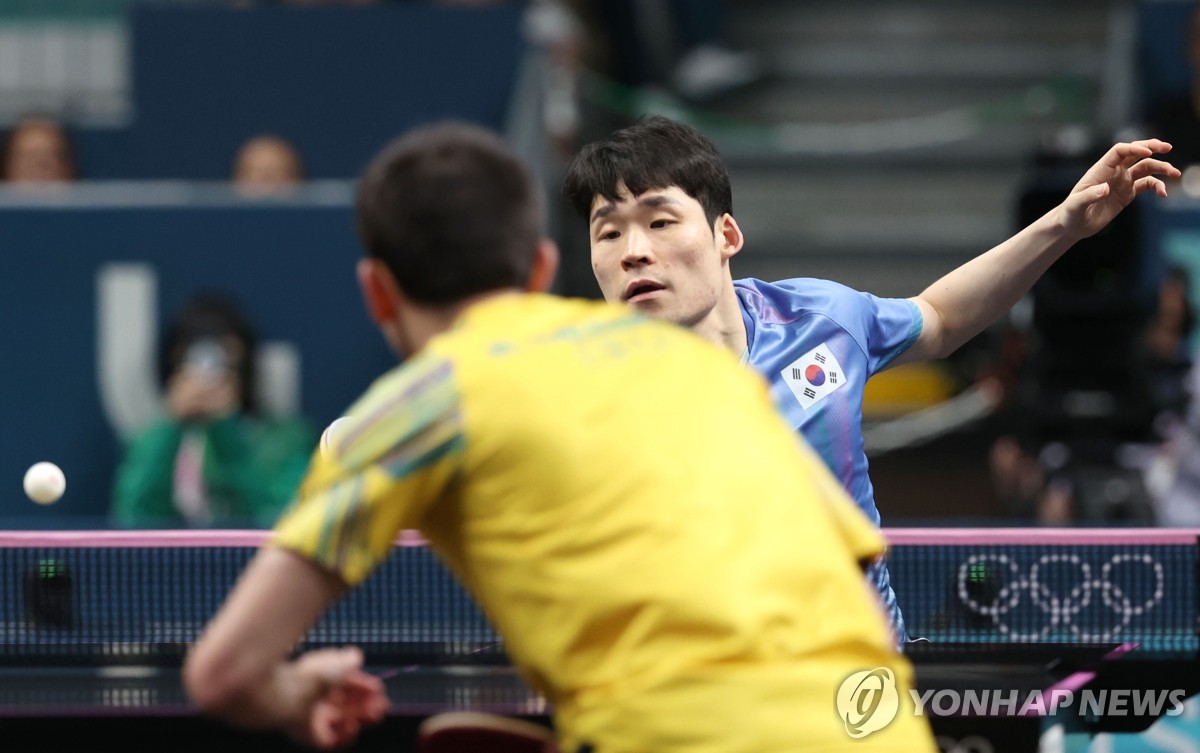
<box><xmin>526</xmin><ymin>239</ymin><xmax>559</xmax><ymax>293</ymax></box>
<box><xmin>358</xmin><ymin>258</ymin><xmax>414</xmax><ymax>358</ymax></box>
<box><xmin>717</xmin><ymin>213</ymin><xmax>744</xmax><ymax>261</ymax></box>
<box><xmin>356</xmin><ymin>257</ymin><xmax>403</xmax><ymax>325</ymax></box>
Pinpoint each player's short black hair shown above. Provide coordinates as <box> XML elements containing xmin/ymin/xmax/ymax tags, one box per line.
<box><xmin>562</xmin><ymin>115</ymin><xmax>732</xmax><ymax>228</ymax></box>
<box><xmin>159</xmin><ymin>294</ymin><xmax>259</xmax><ymax>415</ymax></box>
<box><xmin>355</xmin><ymin>122</ymin><xmax>542</xmax><ymax>306</ymax></box>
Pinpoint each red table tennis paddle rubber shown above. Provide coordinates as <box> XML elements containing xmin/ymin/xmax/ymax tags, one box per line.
<box><xmin>418</xmin><ymin>711</ymin><xmax>559</xmax><ymax>753</ymax></box>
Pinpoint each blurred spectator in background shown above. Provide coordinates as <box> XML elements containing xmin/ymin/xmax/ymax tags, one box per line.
<box><xmin>1144</xmin><ymin>265</ymin><xmax>1196</xmax><ymax>417</ymax></box>
<box><xmin>1142</xmin><ymin>266</ymin><xmax>1199</xmax><ymax>525</ymax></box>
<box><xmin>988</xmin><ymin>434</ymin><xmax>1046</xmax><ymax>519</ymax></box>
<box><xmin>1</xmin><ymin>116</ymin><xmax>77</xmax><ymax>184</ymax></box>
<box><xmin>231</xmin><ymin>134</ymin><xmax>304</xmax><ymax>196</ymax></box>
<box><xmin>988</xmin><ymin>267</ymin><xmax>1196</xmax><ymax>524</ymax></box>
<box><xmin>112</xmin><ymin>294</ymin><xmax>317</xmax><ymax>528</ymax></box>
<box><xmin>1155</xmin><ymin>359</ymin><xmax>1200</xmax><ymax>525</ymax></box>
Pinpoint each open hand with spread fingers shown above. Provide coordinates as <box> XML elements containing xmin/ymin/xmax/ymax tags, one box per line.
<box><xmin>1060</xmin><ymin>139</ymin><xmax>1181</xmax><ymax>240</ymax></box>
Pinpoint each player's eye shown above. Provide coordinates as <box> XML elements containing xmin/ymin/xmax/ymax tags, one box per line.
<box><xmin>598</xmin><ymin>230</ymin><xmax>620</xmax><ymax>241</ymax></box>
<box><xmin>649</xmin><ymin>219</ymin><xmax>673</xmax><ymax>229</ymax></box>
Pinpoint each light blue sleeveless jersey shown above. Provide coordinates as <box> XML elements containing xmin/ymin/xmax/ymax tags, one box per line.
<box><xmin>735</xmin><ymin>277</ymin><xmax>923</xmax><ymax>642</ymax></box>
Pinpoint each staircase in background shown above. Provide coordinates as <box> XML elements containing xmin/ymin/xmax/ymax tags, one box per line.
<box><xmin>702</xmin><ymin>0</ymin><xmax>1123</xmax><ymax>297</ymax></box>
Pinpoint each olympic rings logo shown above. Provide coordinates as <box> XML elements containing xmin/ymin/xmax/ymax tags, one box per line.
<box><xmin>956</xmin><ymin>553</ymin><xmax>1165</xmax><ymax>641</ymax></box>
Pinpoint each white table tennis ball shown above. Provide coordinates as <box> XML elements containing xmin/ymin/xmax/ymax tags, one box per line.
<box><xmin>320</xmin><ymin>417</ymin><xmax>352</xmax><ymax>460</ymax></box>
<box><xmin>23</xmin><ymin>462</ymin><xmax>65</xmax><ymax>505</ymax></box>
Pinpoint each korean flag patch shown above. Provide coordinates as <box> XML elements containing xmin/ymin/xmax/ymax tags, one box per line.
<box><xmin>782</xmin><ymin>343</ymin><xmax>846</xmax><ymax>410</ymax></box>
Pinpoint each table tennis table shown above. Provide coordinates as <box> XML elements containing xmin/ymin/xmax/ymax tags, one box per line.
<box><xmin>0</xmin><ymin>528</ymin><xmax>1195</xmax><ymax>753</ymax></box>
<box><xmin>0</xmin><ymin>643</ymin><xmax>1190</xmax><ymax>753</ymax></box>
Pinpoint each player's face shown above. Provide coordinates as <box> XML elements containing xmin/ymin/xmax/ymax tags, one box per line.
<box><xmin>588</xmin><ymin>184</ymin><xmax>729</xmax><ymax>328</ymax></box>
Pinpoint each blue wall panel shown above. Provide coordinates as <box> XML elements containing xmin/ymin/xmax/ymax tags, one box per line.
<box><xmin>0</xmin><ymin>199</ymin><xmax>396</xmax><ymax>523</ymax></box>
<box><xmin>75</xmin><ymin>4</ymin><xmax>525</xmax><ymax>179</ymax></box>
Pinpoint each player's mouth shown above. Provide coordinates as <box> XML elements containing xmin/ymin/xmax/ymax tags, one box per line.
<box><xmin>623</xmin><ymin>279</ymin><xmax>667</xmax><ymax>303</ymax></box>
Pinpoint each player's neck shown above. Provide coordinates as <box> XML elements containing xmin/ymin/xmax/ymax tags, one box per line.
<box><xmin>692</xmin><ymin>287</ymin><xmax>747</xmax><ymax>355</ymax></box>
<box><xmin>399</xmin><ymin>289</ymin><xmax>523</xmax><ymax>351</ymax></box>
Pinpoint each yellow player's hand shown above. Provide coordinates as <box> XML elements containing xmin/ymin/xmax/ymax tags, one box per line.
<box><xmin>282</xmin><ymin>647</ymin><xmax>390</xmax><ymax>750</ymax></box>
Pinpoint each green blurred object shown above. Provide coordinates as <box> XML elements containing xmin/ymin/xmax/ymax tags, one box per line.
<box><xmin>967</xmin><ymin>561</ymin><xmax>990</xmax><ymax>584</ymax></box>
<box><xmin>37</xmin><ymin>558</ymin><xmax>64</xmax><ymax>579</ymax></box>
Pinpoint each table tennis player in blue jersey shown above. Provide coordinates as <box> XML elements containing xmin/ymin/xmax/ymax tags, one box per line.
<box><xmin>563</xmin><ymin>116</ymin><xmax>1180</xmax><ymax>643</ymax></box>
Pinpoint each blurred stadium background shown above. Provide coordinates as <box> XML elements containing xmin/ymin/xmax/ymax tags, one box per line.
<box><xmin>4</xmin><ymin>0</ymin><xmax>1194</xmax><ymax>528</ymax></box>
<box><xmin>2</xmin><ymin>2</ymin><xmax>1200</xmax><ymax>752</ymax></box>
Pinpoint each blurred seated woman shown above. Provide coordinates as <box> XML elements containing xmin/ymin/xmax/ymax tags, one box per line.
<box><xmin>112</xmin><ymin>295</ymin><xmax>317</xmax><ymax>528</ymax></box>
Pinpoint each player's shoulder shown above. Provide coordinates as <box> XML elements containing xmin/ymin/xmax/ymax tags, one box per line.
<box><xmin>360</xmin><ymin>349</ymin><xmax>458</xmax><ymax>414</ymax></box>
<box><xmin>452</xmin><ymin>292</ymin><xmax>638</xmax><ymax>341</ymax></box>
<box><xmin>735</xmin><ymin>276</ymin><xmax>870</xmax><ymax>321</ymax></box>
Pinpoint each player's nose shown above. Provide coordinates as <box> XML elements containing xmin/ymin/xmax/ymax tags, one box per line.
<box><xmin>620</xmin><ymin>229</ymin><xmax>654</xmax><ymax>269</ymax></box>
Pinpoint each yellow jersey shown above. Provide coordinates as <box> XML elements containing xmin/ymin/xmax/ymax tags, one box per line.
<box><xmin>273</xmin><ymin>293</ymin><xmax>934</xmax><ymax>753</ymax></box>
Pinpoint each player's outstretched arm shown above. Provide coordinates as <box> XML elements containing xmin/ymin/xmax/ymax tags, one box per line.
<box><xmin>894</xmin><ymin>139</ymin><xmax>1179</xmax><ymax>366</ymax></box>
<box><xmin>184</xmin><ymin>547</ymin><xmax>389</xmax><ymax>749</ymax></box>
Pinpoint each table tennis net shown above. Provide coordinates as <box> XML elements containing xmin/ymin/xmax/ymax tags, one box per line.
<box><xmin>887</xmin><ymin>530</ymin><xmax>1199</xmax><ymax>655</ymax></box>
<box><xmin>0</xmin><ymin>529</ymin><xmax>1195</xmax><ymax>666</ymax></box>
<box><xmin>0</xmin><ymin>532</ymin><xmax>501</xmax><ymax>666</ymax></box>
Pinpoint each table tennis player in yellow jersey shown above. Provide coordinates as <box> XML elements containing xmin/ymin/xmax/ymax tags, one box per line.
<box><xmin>183</xmin><ymin>122</ymin><xmax>936</xmax><ymax>753</ymax></box>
